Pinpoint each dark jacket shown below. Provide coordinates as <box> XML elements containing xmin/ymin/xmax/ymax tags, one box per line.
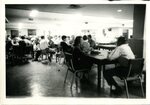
<box><xmin>60</xmin><ymin>41</ymin><xmax>73</xmax><ymax>53</ymax></box>
<box><xmin>72</xmin><ymin>46</ymin><xmax>92</xmax><ymax>70</ymax></box>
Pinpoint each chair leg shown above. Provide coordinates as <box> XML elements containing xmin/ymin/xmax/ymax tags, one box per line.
<box><xmin>109</xmin><ymin>85</ymin><xmax>112</xmax><ymax>96</ymax></box>
<box><xmin>110</xmin><ymin>85</ymin><xmax>112</xmax><ymax>92</ymax></box>
<box><xmin>56</xmin><ymin>55</ymin><xmax>58</xmax><ymax>63</ymax></box>
<box><xmin>71</xmin><ymin>73</ymin><xmax>75</xmax><ymax>89</ymax></box>
<box><xmin>75</xmin><ymin>75</ymin><xmax>78</xmax><ymax>90</ymax></box>
<box><xmin>139</xmin><ymin>77</ymin><xmax>145</xmax><ymax>97</ymax></box>
<box><xmin>124</xmin><ymin>79</ymin><xmax>129</xmax><ymax>98</ymax></box>
<box><xmin>64</xmin><ymin>69</ymin><xmax>69</xmax><ymax>83</ymax></box>
<box><xmin>102</xmin><ymin>65</ymin><xmax>105</xmax><ymax>88</ymax></box>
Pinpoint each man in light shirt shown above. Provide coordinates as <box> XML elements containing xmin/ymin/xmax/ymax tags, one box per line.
<box><xmin>104</xmin><ymin>36</ymin><xmax>135</xmax><ymax>95</ymax></box>
<box><xmin>33</xmin><ymin>36</ymin><xmax>49</xmax><ymax>61</ymax></box>
<box><xmin>40</xmin><ymin>36</ymin><xmax>49</xmax><ymax>50</ymax></box>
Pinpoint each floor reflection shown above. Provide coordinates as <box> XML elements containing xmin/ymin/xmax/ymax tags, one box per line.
<box><xmin>6</xmin><ymin>59</ymin><xmax>146</xmax><ymax>98</ymax></box>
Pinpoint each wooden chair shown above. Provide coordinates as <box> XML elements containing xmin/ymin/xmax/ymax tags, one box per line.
<box><xmin>64</xmin><ymin>52</ymin><xmax>90</xmax><ymax>89</ymax></box>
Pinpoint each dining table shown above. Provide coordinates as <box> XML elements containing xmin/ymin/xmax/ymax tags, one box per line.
<box><xmin>97</xmin><ymin>44</ymin><xmax>116</xmax><ymax>51</ymax></box>
<box><xmin>88</xmin><ymin>50</ymin><xmax>118</xmax><ymax>92</ymax></box>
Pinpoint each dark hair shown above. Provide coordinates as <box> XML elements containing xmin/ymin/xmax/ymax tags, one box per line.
<box><xmin>74</xmin><ymin>36</ymin><xmax>82</xmax><ymax>47</ymax></box>
<box><xmin>21</xmin><ymin>36</ymin><xmax>25</xmax><ymax>39</ymax></box>
<box><xmin>83</xmin><ymin>35</ymin><xmax>88</xmax><ymax>40</ymax></box>
<box><xmin>62</xmin><ymin>35</ymin><xmax>67</xmax><ymax>40</ymax></box>
<box><xmin>41</xmin><ymin>36</ymin><xmax>45</xmax><ymax>39</ymax></box>
<box><xmin>88</xmin><ymin>35</ymin><xmax>92</xmax><ymax>39</ymax></box>
<box><xmin>117</xmin><ymin>36</ymin><xmax>127</xmax><ymax>46</ymax></box>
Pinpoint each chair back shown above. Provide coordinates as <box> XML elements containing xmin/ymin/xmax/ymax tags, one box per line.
<box><xmin>64</xmin><ymin>52</ymin><xmax>75</xmax><ymax>72</ymax></box>
<box><xmin>127</xmin><ymin>58</ymin><xmax>144</xmax><ymax>77</ymax></box>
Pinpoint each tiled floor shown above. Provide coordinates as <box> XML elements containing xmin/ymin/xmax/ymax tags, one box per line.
<box><xmin>6</xmin><ymin>58</ymin><xmax>146</xmax><ymax>98</ymax></box>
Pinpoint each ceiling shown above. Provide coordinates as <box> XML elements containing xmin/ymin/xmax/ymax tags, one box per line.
<box><xmin>6</xmin><ymin>4</ymin><xmax>134</xmax><ymax>21</ymax></box>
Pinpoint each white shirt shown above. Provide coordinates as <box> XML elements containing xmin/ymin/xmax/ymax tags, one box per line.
<box><xmin>40</xmin><ymin>39</ymin><xmax>49</xmax><ymax>50</ymax></box>
<box><xmin>108</xmin><ymin>44</ymin><xmax>135</xmax><ymax>61</ymax></box>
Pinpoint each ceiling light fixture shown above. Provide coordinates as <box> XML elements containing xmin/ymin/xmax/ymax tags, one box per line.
<box><xmin>29</xmin><ymin>10</ymin><xmax>39</xmax><ymax>18</ymax></box>
<box><xmin>117</xmin><ymin>9</ymin><xmax>122</xmax><ymax>12</ymax></box>
<box><xmin>68</xmin><ymin>4</ymin><xmax>81</xmax><ymax>9</ymax></box>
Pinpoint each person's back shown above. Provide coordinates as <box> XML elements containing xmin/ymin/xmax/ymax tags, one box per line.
<box><xmin>40</xmin><ymin>36</ymin><xmax>48</xmax><ymax>50</ymax></box>
<box><xmin>19</xmin><ymin>36</ymin><xmax>26</xmax><ymax>56</ymax></box>
<box><xmin>108</xmin><ymin>37</ymin><xmax>135</xmax><ymax>61</ymax></box>
<box><xmin>72</xmin><ymin>36</ymin><xmax>93</xmax><ymax>70</ymax></box>
<box><xmin>81</xmin><ymin>35</ymin><xmax>92</xmax><ymax>54</ymax></box>
<box><xmin>81</xmin><ymin>41</ymin><xmax>91</xmax><ymax>53</ymax></box>
<box><xmin>88</xmin><ymin>35</ymin><xmax>96</xmax><ymax>48</ymax></box>
<box><xmin>118</xmin><ymin>44</ymin><xmax>135</xmax><ymax>59</ymax></box>
<box><xmin>60</xmin><ymin>35</ymin><xmax>73</xmax><ymax>53</ymax></box>
<box><xmin>104</xmin><ymin>36</ymin><xmax>135</xmax><ymax>94</ymax></box>
<box><xmin>48</xmin><ymin>39</ymin><xmax>54</xmax><ymax>48</ymax></box>
<box><xmin>60</xmin><ymin>41</ymin><xmax>68</xmax><ymax>52</ymax></box>
<box><xmin>6</xmin><ymin>40</ymin><xmax>12</xmax><ymax>52</ymax></box>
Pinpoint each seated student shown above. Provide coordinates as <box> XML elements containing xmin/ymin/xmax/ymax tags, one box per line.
<box><xmin>18</xmin><ymin>36</ymin><xmax>26</xmax><ymax>57</ymax></box>
<box><xmin>88</xmin><ymin>34</ymin><xmax>96</xmax><ymax>49</ymax></box>
<box><xmin>33</xmin><ymin>38</ymin><xmax>41</xmax><ymax>61</ymax></box>
<box><xmin>72</xmin><ymin>36</ymin><xmax>93</xmax><ymax>70</ymax></box>
<box><xmin>81</xmin><ymin>35</ymin><xmax>92</xmax><ymax>54</ymax></box>
<box><xmin>40</xmin><ymin>36</ymin><xmax>49</xmax><ymax>51</ymax></box>
<box><xmin>60</xmin><ymin>35</ymin><xmax>73</xmax><ymax>53</ymax></box>
<box><xmin>6</xmin><ymin>35</ymin><xmax>12</xmax><ymax>53</ymax></box>
<box><xmin>47</xmin><ymin>36</ymin><xmax>55</xmax><ymax>62</ymax></box>
<box><xmin>11</xmin><ymin>36</ymin><xmax>19</xmax><ymax>46</ymax></box>
<box><xmin>103</xmin><ymin>36</ymin><xmax>135</xmax><ymax>94</ymax></box>
<box><xmin>34</xmin><ymin>36</ymin><xmax>49</xmax><ymax>61</ymax></box>
<box><xmin>69</xmin><ymin>35</ymin><xmax>75</xmax><ymax>46</ymax></box>
<box><xmin>48</xmin><ymin>36</ymin><xmax>55</xmax><ymax>48</ymax></box>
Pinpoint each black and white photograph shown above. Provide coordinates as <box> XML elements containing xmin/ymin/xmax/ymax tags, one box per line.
<box><xmin>1</xmin><ymin>0</ymin><xmax>150</xmax><ymax>105</ymax></box>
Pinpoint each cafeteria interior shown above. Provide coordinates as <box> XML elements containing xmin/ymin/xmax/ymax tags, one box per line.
<box><xmin>4</xmin><ymin>4</ymin><xmax>148</xmax><ymax>100</ymax></box>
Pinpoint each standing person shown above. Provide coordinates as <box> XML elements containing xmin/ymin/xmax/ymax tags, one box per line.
<box><xmin>103</xmin><ymin>36</ymin><xmax>135</xmax><ymax>94</ymax></box>
<box><xmin>88</xmin><ymin>34</ymin><xmax>96</xmax><ymax>49</ymax></box>
<box><xmin>81</xmin><ymin>35</ymin><xmax>92</xmax><ymax>54</ymax></box>
<box><xmin>60</xmin><ymin>35</ymin><xmax>73</xmax><ymax>53</ymax></box>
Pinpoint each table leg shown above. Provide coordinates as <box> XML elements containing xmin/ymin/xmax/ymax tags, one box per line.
<box><xmin>102</xmin><ymin>65</ymin><xmax>105</xmax><ymax>88</ymax></box>
<box><xmin>97</xmin><ymin>64</ymin><xmax>102</xmax><ymax>92</ymax></box>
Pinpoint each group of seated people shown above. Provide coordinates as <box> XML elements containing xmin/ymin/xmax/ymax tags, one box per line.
<box><xmin>6</xmin><ymin>34</ymin><xmax>136</xmax><ymax>95</ymax></box>
<box><xmin>33</xmin><ymin>35</ymin><xmax>57</xmax><ymax>61</ymax></box>
<box><xmin>6</xmin><ymin>35</ymin><xmax>56</xmax><ymax>63</ymax></box>
<box><xmin>6</xmin><ymin>35</ymin><xmax>33</xmax><ymax>57</ymax></box>
<box><xmin>61</xmin><ymin>35</ymin><xmax>135</xmax><ymax>95</ymax></box>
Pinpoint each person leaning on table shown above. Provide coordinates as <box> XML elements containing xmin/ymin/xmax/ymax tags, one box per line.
<box><xmin>103</xmin><ymin>36</ymin><xmax>135</xmax><ymax>95</ymax></box>
<box><xmin>72</xmin><ymin>36</ymin><xmax>93</xmax><ymax>70</ymax></box>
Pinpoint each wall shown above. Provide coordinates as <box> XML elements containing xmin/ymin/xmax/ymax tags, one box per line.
<box><xmin>129</xmin><ymin>5</ymin><xmax>146</xmax><ymax>58</ymax></box>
